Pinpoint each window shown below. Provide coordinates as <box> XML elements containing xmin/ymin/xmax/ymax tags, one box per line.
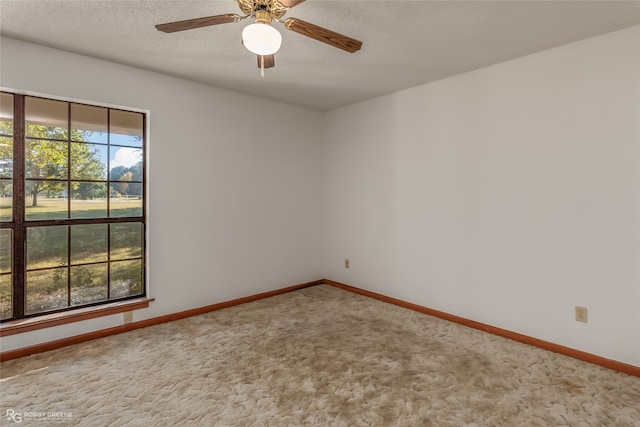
<box><xmin>0</xmin><ymin>92</ymin><xmax>146</xmax><ymax>321</ymax></box>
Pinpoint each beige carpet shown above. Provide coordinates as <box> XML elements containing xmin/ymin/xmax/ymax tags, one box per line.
<box><xmin>1</xmin><ymin>285</ymin><xmax>639</xmax><ymax>426</ymax></box>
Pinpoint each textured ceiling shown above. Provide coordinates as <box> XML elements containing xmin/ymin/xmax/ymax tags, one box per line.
<box><xmin>1</xmin><ymin>0</ymin><xmax>639</xmax><ymax>111</ymax></box>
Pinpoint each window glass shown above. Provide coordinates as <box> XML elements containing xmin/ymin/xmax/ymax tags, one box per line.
<box><xmin>0</xmin><ymin>229</ymin><xmax>11</xmax><ymax>273</ymax></box>
<box><xmin>70</xmin><ymin>183</ymin><xmax>108</xmax><ymax>218</ymax></box>
<box><xmin>26</xmin><ymin>268</ymin><xmax>68</xmax><ymax>314</ymax></box>
<box><xmin>0</xmin><ymin>93</ymin><xmax>14</xmax><ymax>135</ymax></box>
<box><xmin>110</xmin><ymin>259</ymin><xmax>142</xmax><ymax>298</ymax></box>
<box><xmin>27</xmin><ymin>226</ymin><xmax>68</xmax><ymax>269</ymax></box>
<box><xmin>71</xmin><ymin>263</ymin><xmax>108</xmax><ymax>305</ymax></box>
<box><xmin>0</xmin><ymin>274</ymin><xmax>12</xmax><ymax>320</ymax></box>
<box><xmin>110</xmin><ymin>110</ymin><xmax>143</xmax><ymax>147</ymax></box>
<box><xmin>0</xmin><ymin>229</ymin><xmax>11</xmax><ymax>320</ymax></box>
<box><xmin>0</xmin><ymin>137</ymin><xmax>12</xmax><ymax>179</ymax></box>
<box><xmin>26</xmin><ymin>97</ymin><xmax>68</xmax><ymax>140</ymax></box>
<box><xmin>110</xmin><ymin>223</ymin><xmax>142</xmax><ymax>260</ymax></box>
<box><xmin>0</xmin><ymin>180</ymin><xmax>12</xmax><ymax>222</ymax></box>
<box><xmin>71</xmin><ymin>104</ymin><xmax>108</xmax><ymax>143</ymax></box>
<box><xmin>71</xmin><ymin>224</ymin><xmax>108</xmax><ymax>264</ymax></box>
<box><xmin>71</xmin><ymin>143</ymin><xmax>108</xmax><ymax>180</ymax></box>
<box><xmin>25</xmin><ymin>181</ymin><xmax>68</xmax><ymax>220</ymax></box>
<box><xmin>25</xmin><ymin>140</ymin><xmax>68</xmax><ymax>179</ymax></box>
<box><xmin>109</xmin><ymin>147</ymin><xmax>142</xmax><ymax>181</ymax></box>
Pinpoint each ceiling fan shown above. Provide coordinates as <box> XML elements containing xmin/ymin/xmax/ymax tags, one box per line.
<box><xmin>155</xmin><ymin>0</ymin><xmax>362</xmax><ymax>74</ymax></box>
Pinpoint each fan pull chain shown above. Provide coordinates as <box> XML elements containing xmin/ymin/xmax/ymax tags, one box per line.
<box><xmin>261</xmin><ymin>55</ymin><xmax>265</xmax><ymax>78</ymax></box>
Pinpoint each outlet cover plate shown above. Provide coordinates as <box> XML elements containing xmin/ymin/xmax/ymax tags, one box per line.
<box><xmin>124</xmin><ymin>311</ymin><xmax>133</xmax><ymax>324</ymax></box>
<box><xmin>575</xmin><ymin>306</ymin><xmax>588</xmax><ymax>323</ymax></box>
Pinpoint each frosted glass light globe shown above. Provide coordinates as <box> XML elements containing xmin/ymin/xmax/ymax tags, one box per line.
<box><xmin>242</xmin><ymin>23</ymin><xmax>282</xmax><ymax>55</ymax></box>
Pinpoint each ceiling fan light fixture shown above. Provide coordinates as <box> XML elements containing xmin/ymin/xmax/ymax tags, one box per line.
<box><xmin>242</xmin><ymin>22</ymin><xmax>282</xmax><ymax>55</ymax></box>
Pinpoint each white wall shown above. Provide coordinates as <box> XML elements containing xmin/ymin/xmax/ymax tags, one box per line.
<box><xmin>324</xmin><ymin>26</ymin><xmax>640</xmax><ymax>366</ymax></box>
<box><xmin>0</xmin><ymin>37</ymin><xmax>325</xmax><ymax>351</ymax></box>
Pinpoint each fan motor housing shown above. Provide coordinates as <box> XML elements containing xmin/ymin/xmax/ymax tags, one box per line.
<box><xmin>236</xmin><ymin>0</ymin><xmax>289</xmax><ymax>20</ymax></box>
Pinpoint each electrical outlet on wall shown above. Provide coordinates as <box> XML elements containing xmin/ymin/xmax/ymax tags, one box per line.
<box><xmin>344</xmin><ymin>259</ymin><xmax>350</xmax><ymax>269</ymax></box>
<box><xmin>124</xmin><ymin>311</ymin><xmax>133</xmax><ymax>324</ymax></box>
<box><xmin>575</xmin><ymin>306</ymin><xmax>588</xmax><ymax>323</ymax></box>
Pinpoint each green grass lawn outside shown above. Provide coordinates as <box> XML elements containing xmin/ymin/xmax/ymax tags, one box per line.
<box><xmin>1</xmin><ymin>197</ymin><xmax>143</xmax><ymax>220</ymax></box>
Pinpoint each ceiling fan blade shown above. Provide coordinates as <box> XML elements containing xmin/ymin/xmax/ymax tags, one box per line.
<box><xmin>155</xmin><ymin>14</ymin><xmax>239</xmax><ymax>33</ymax></box>
<box><xmin>278</xmin><ymin>0</ymin><xmax>306</xmax><ymax>7</ymax></box>
<box><xmin>257</xmin><ymin>55</ymin><xmax>275</xmax><ymax>69</ymax></box>
<box><xmin>284</xmin><ymin>18</ymin><xmax>362</xmax><ymax>53</ymax></box>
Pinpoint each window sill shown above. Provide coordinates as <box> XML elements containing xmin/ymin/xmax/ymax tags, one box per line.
<box><xmin>0</xmin><ymin>298</ymin><xmax>155</xmax><ymax>337</ymax></box>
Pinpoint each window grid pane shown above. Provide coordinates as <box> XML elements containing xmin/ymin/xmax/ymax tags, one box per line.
<box><xmin>0</xmin><ymin>180</ymin><xmax>11</xmax><ymax>222</ymax></box>
<box><xmin>25</xmin><ymin>97</ymin><xmax>68</xmax><ymax>140</ymax></box>
<box><xmin>0</xmin><ymin>229</ymin><xmax>12</xmax><ymax>273</ymax></box>
<box><xmin>0</xmin><ymin>228</ymin><xmax>11</xmax><ymax>320</ymax></box>
<box><xmin>0</xmin><ymin>273</ymin><xmax>12</xmax><ymax>320</ymax></box>
<box><xmin>0</xmin><ymin>93</ymin><xmax>14</xmax><ymax>136</ymax></box>
<box><xmin>71</xmin><ymin>263</ymin><xmax>108</xmax><ymax>306</ymax></box>
<box><xmin>26</xmin><ymin>267</ymin><xmax>68</xmax><ymax>314</ymax></box>
<box><xmin>71</xmin><ymin>104</ymin><xmax>108</xmax><ymax>144</ymax></box>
